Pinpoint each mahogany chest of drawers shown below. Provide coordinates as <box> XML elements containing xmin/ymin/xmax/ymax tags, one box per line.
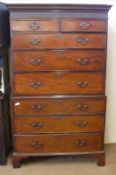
<box><xmin>8</xmin><ymin>4</ymin><xmax>111</xmax><ymax>168</ymax></box>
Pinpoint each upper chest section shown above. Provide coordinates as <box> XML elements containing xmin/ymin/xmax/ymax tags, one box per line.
<box><xmin>9</xmin><ymin>4</ymin><xmax>111</xmax><ymax>34</ymax></box>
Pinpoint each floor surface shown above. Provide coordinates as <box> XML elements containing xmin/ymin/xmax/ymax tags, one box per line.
<box><xmin>0</xmin><ymin>144</ymin><xmax>116</xmax><ymax>175</ymax></box>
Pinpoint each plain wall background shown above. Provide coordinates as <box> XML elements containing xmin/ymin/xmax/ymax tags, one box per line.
<box><xmin>1</xmin><ymin>0</ymin><xmax>116</xmax><ymax>143</ymax></box>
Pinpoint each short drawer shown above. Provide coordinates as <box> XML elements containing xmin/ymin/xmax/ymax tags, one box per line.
<box><xmin>13</xmin><ymin>50</ymin><xmax>106</xmax><ymax>72</ymax></box>
<box><xmin>12</xmin><ymin>34</ymin><xmax>106</xmax><ymax>49</ymax></box>
<box><xmin>61</xmin><ymin>19</ymin><xmax>106</xmax><ymax>32</ymax></box>
<box><xmin>13</xmin><ymin>72</ymin><xmax>105</xmax><ymax>95</ymax></box>
<box><xmin>14</xmin><ymin>133</ymin><xmax>104</xmax><ymax>153</ymax></box>
<box><xmin>14</xmin><ymin>114</ymin><xmax>105</xmax><ymax>133</ymax></box>
<box><xmin>11</xmin><ymin>19</ymin><xmax>58</xmax><ymax>32</ymax></box>
<box><xmin>12</xmin><ymin>96</ymin><xmax>106</xmax><ymax>115</ymax></box>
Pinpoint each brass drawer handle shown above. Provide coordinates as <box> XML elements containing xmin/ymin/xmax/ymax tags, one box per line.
<box><xmin>77</xmin><ymin>58</ymin><xmax>90</xmax><ymax>65</ymax></box>
<box><xmin>31</xmin><ymin>122</ymin><xmax>43</xmax><ymax>128</ymax></box>
<box><xmin>29</xmin><ymin>22</ymin><xmax>40</xmax><ymax>30</ymax></box>
<box><xmin>77</xmin><ymin>81</ymin><xmax>88</xmax><ymax>88</ymax></box>
<box><xmin>30</xmin><ymin>58</ymin><xmax>42</xmax><ymax>66</ymax></box>
<box><xmin>79</xmin><ymin>21</ymin><xmax>90</xmax><ymax>30</ymax></box>
<box><xmin>31</xmin><ymin>82</ymin><xmax>41</xmax><ymax>88</ymax></box>
<box><xmin>76</xmin><ymin>121</ymin><xmax>88</xmax><ymax>128</ymax></box>
<box><xmin>31</xmin><ymin>142</ymin><xmax>43</xmax><ymax>148</ymax></box>
<box><xmin>77</xmin><ymin>104</ymin><xmax>88</xmax><ymax>111</ymax></box>
<box><xmin>75</xmin><ymin>140</ymin><xmax>87</xmax><ymax>147</ymax></box>
<box><xmin>30</xmin><ymin>39</ymin><xmax>41</xmax><ymax>45</ymax></box>
<box><xmin>77</xmin><ymin>38</ymin><xmax>89</xmax><ymax>45</ymax></box>
<box><xmin>32</xmin><ymin>104</ymin><xmax>42</xmax><ymax>112</ymax></box>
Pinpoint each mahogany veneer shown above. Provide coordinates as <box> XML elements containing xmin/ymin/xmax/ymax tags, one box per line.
<box><xmin>8</xmin><ymin>3</ymin><xmax>111</xmax><ymax>168</ymax></box>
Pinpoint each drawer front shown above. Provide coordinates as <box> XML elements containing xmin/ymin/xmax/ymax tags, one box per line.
<box><xmin>14</xmin><ymin>114</ymin><xmax>105</xmax><ymax>133</ymax></box>
<box><xmin>61</xmin><ymin>19</ymin><xmax>106</xmax><ymax>32</ymax></box>
<box><xmin>13</xmin><ymin>50</ymin><xmax>106</xmax><ymax>72</ymax></box>
<box><xmin>13</xmin><ymin>72</ymin><xmax>105</xmax><ymax>95</ymax></box>
<box><xmin>12</xmin><ymin>34</ymin><xmax>106</xmax><ymax>49</ymax></box>
<box><xmin>11</xmin><ymin>19</ymin><xmax>58</xmax><ymax>32</ymax></box>
<box><xmin>12</xmin><ymin>97</ymin><xmax>106</xmax><ymax>115</ymax></box>
<box><xmin>14</xmin><ymin>134</ymin><xmax>104</xmax><ymax>153</ymax></box>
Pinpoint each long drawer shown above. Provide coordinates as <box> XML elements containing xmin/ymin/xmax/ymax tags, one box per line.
<box><xmin>14</xmin><ymin>114</ymin><xmax>105</xmax><ymax>133</ymax></box>
<box><xmin>14</xmin><ymin>133</ymin><xmax>104</xmax><ymax>153</ymax></box>
<box><xmin>13</xmin><ymin>50</ymin><xmax>106</xmax><ymax>72</ymax></box>
<box><xmin>12</xmin><ymin>34</ymin><xmax>106</xmax><ymax>49</ymax></box>
<box><xmin>13</xmin><ymin>72</ymin><xmax>105</xmax><ymax>95</ymax></box>
<box><xmin>12</xmin><ymin>96</ymin><xmax>106</xmax><ymax>115</ymax></box>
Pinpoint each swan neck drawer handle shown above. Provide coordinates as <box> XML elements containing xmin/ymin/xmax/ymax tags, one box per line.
<box><xmin>77</xmin><ymin>104</ymin><xmax>89</xmax><ymax>111</ymax></box>
<box><xmin>30</xmin><ymin>82</ymin><xmax>41</xmax><ymax>88</ymax></box>
<box><xmin>76</xmin><ymin>121</ymin><xmax>88</xmax><ymax>128</ymax></box>
<box><xmin>77</xmin><ymin>81</ymin><xmax>88</xmax><ymax>88</ymax></box>
<box><xmin>30</xmin><ymin>39</ymin><xmax>41</xmax><ymax>45</ymax></box>
<box><xmin>30</xmin><ymin>58</ymin><xmax>42</xmax><ymax>66</ymax></box>
<box><xmin>31</xmin><ymin>122</ymin><xmax>43</xmax><ymax>128</ymax></box>
<box><xmin>77</xmin><ymin>38</ymin><xmax>89</xmax><ymax>45</ymax></box>
<box><xmin>31</xmin><ymin>142</ymin><xmax>43</xmax><ymax>148</ymax></box>
<box><xmin>79</xmin><ymin>21</ymin><xmax>90</xmax><ymax>30</ymax></box>
<box><xmin>29</xmin><ymin>22</ymin><xmax>40</xmax><ymax>30</ymax></box>
<box><xmin>31</xmin><ymin>105</ymin><xmax>43</xmax><ymax>112</ymax></box>
<box><xmin>75</xmin><ymin>140</ymin><xmax>87</xmax><ymax>147</ymax></box>
<box><xmin>77</xmin><ymin>58</ymin><xmax>90</xmax><ymax>65</ymax></box>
